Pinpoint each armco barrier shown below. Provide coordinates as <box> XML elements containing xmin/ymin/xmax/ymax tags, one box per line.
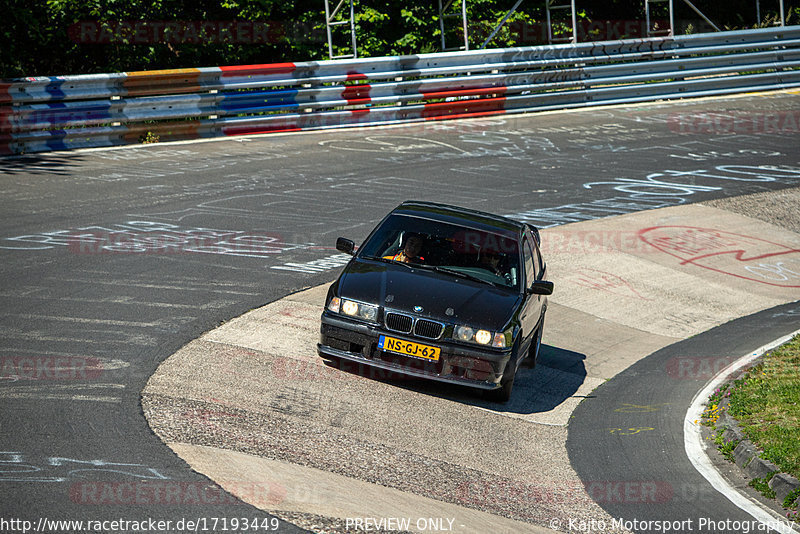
<box><xmin>1</xmin><ymin>26</ymin><xmax>799</xmax><ymax>155</ymax></box>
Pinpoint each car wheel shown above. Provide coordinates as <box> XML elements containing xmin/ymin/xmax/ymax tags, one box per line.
<box><xmin>527</xmin><ymin>315</ymin><xmax>545</xmax><ymax>368</ymax></box>
<box><xmin>486</xmin><ymin>359</ymin><xmax>516</xmax><ymax>403</ymax></box>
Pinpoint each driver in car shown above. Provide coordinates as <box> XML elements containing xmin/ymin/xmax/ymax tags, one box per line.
<box><xmin>479</xmin><ymin>251</ymin><xmax>504</xmax><ymax>275</ymax></box>
<box><xmin>384</xmin><ymin>233</ymin><xmax>425</xmax><ymax>264</ymax></box>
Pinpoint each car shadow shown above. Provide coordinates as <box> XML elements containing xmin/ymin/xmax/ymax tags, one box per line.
<box><xmin>498</xmin><ymin>344</ymin><xmax>588</xmax><ymax>415</ymax></box>
<box><xmin>321</xmin><ymin>344</ymin><xmax>588</xmax><ymax>415</ymax></box>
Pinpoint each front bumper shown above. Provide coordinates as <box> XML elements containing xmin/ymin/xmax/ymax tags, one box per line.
<box><xmin>318</xmin><ymin>312</ymin><xmax>513</xmax><ymax>391</ymax></box>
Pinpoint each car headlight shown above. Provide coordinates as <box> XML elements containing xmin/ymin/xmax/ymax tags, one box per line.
<box><xmin>475</xmin><ymin>329</ymin><xmax>492</xmax><ymax>345</ymax></box>
<box><xmin>334</xmin><ymin>298</ymin><xmax>378</xmax><ymax>322</ymax></box>
<box><xmin>454</xmin><ymin>325</ymin><xmax>507</xmax><ymax>347</ymax></box>
<box><xmin>342</xmin><ymin>300</ymin><xmax>358</xmax><ymax>316</ymax></box>
<box><xmin>454</xmin><ymin>325</ymin><xmax>474</xmax><ymax>342</ymax></box>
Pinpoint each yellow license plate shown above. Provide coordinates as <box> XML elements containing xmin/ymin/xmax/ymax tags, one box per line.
<box><xmin>379</xmin><ymin>335</ymin><xmax>440</xmax><ymax>361</ymax></box>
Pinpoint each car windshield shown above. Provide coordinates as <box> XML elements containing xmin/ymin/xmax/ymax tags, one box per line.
<box><xmin>358</xmin><ymin>214</ymin><xmax>520</xmax><ymax>289</ymax></box>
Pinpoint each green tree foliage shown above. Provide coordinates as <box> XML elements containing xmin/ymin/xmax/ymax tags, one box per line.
<box><xmin>2</xmin><ymin>0</ymin><xmax>797</xmax><ymax>78</ymax></box>
<box><xmin>2</xmin><ymin>0</ymin><xmax>327</xmax><ymax>77</ymax></box>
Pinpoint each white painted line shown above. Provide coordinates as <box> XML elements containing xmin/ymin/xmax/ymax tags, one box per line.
<box><xmin>684</xmin><ymin>327</ymin><xmax>800</xmax><ymax>534</ymax></box>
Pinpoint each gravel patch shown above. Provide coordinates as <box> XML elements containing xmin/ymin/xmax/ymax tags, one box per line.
<box><xmin>702</xmin><ymin>186</ymin><xmax>800</xmax><ymax>234</ymax></box>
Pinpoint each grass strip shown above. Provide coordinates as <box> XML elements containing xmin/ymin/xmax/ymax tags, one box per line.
<box><xmin>726</xmin><ymin>334</ymin><xmax>800</xmax><ymax>479</ymax></box>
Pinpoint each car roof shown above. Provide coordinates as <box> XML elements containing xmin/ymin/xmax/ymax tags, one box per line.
<box><xmin>392</xmin><ymin>201</ymin><xmax>525</xmax><ymax>236</ymax></box>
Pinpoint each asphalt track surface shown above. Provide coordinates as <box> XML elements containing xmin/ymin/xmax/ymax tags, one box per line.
<box><xmin>1</xmin><ymin>90</ymin><xmax>799</xmax><ymax>532</ymax></box>
<box><xmin>567</xmin><ymin>302</ymin><xmax>800</xmax><ymax>534</ymax></box>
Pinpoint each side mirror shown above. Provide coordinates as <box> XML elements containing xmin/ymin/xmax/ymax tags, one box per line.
<box><xmin>336</xmin><ymin>237</ymin><xmax>355</xmax><ymax>256</ymax></box>
<box><xmin>528</xmin><ymin>280</ymin><xmax>554</xmax><ymax>296</ymax></box>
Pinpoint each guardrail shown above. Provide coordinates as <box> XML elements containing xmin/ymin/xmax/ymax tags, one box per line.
<box><xmin>2</xmin><ymin>26</ymin><xmax>799</xmax><ymax>155</ymax></box>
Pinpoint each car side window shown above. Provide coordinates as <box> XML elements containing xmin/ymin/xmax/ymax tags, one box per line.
<box><xmin>532</xmin><ymin>239</ymin><xmax>543</xmax><ymax>279</ymax></box>
<box><xmin>523</xmin><ymin>238</ymin><xmax>535</xmax><ymax>288</ymax></box>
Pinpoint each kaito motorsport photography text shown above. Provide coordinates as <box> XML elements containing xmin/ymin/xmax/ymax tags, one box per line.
<box><xmin>562</xmin><ymin>517</ymin><xmax>797</xmax><ymax>532</ymax></box>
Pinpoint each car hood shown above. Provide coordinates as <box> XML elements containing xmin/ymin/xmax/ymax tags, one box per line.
<box><xmin>336</xmin><ymin>257</ymin><xmax>520</xmax><ymax>329</ymax></box>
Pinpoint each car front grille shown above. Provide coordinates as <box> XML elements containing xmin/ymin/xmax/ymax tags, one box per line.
<box><xmin>414</xmin><ymin>319</ymin><xmax>444</xmax><ymax>339</ymax></box>
<box><xmin>385</xmin><ymin>312</ymin><xmax>413</xmax><ymax>333</ymax></box>
<box><xmin>384</xmin><ymin>312</ymin><xmax>444</xmax><ymax>340</ymax></box>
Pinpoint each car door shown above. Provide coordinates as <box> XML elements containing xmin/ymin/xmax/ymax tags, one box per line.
<box><xmin>518</xmin><ymin>232</ymin><xmax>543</xmax><ymax>358</ymax></box>
<box><xmin>530</xmin><ymin>228</ymin><xmax>547</xmax><ymax>327</ymax></box>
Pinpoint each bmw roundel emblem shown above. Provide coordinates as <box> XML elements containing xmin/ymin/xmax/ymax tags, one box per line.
<box><xmin>413</xmin><ymin>305</ymin><xmax>424</xmax><ymax>313</ymax></box>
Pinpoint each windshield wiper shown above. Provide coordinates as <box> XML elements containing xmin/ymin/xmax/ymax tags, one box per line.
<box><xmin>429</xmin><ymin>266</ymin><xmax>499</xmax><ymax>288</ymax></box>
<box><xmin>362</xmin><ymin>257</ymin><xmax>499</xmax><ymax>286</ymax></box>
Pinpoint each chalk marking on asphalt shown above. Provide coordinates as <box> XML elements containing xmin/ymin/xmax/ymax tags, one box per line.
<box><xmin>684</xmin><ymin>327</ymin><xmax>800</xmax><ymax>534</ymax></box>
<box><xmin>14</xmin><ymin>314</ymin><xmax>161</xmax><ymax>328</ymax></box>
<box><xmin>614</xmin><ymin>403</ymin><xmax>669</xmax><ymax>413</ymax></box>
<box><xmin>0</xmin><ymin>383</ymin><xmax>125</xmax><ymax>403</ymax></box>
<box><xmin>52</xmin><ymin>278</ymin><xmax>262</xmax><ymax>296</ymax></box>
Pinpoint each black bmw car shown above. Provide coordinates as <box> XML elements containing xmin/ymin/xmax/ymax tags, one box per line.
<box><xmin>318</xmin><ymin>201</ymin><xmax>553</xmax><ymax>402</ymax></box>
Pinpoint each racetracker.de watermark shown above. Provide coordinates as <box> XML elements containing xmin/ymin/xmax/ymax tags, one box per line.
<box><xmin>0</xmin><ymin>356</ymin><xmax>102</xmax><ymax>380</ymax></box>
<box><xmin>66</xmin><ymin>230</ymin><xmax>290</xmax><ymax>256</ymax></box>
<box><xmin>665</xmin><ymin>356</ymin><xmax>740</xmax><ymax>380</ymax></box>
<box><xmin>271</xmin><ymin>357</ymin><xmax>493</xmax><ymax>383</ymax></box>
<box><xmin>70</xmin><ymin>21</ymin><xmax>282</xmax><ymax>44</ymax></box>
<box><xmin>70</xmin><ymin>480</ymin><xmax>285</xmax><ymax>507</ymax></box>
<box><xmin>668</xmin><ymin>111</ymin><xmax>800</xmax><ymax>135</ymax></box>
<box><xmin>0</xmin><ymin>516</ymin><xmax>282</xmax><ymax>533</ymax></box>
<box><xmin>539</xmin><ymin>230</ymin><xmax>656</xmax><ymax>254</ymax></box>
<box><xmin>67</xmin><ymin>20</ymin><xmax>324</xmax><ymax>45</ymax></box>
<box><xmin>503</xmin><ymin>19</ymin><xmax>668</xmax><ymax>43</ymax></box>
<box><xmin>457</xmin><ymin>479</ymin><xmax>673</xmax><ymax>507</ymax></box>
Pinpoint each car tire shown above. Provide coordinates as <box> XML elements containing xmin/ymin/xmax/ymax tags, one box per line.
<box><xmin>527</xmin><ymin>314</ymin><xmax>545</xmax><ymax>368</ymax></box>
